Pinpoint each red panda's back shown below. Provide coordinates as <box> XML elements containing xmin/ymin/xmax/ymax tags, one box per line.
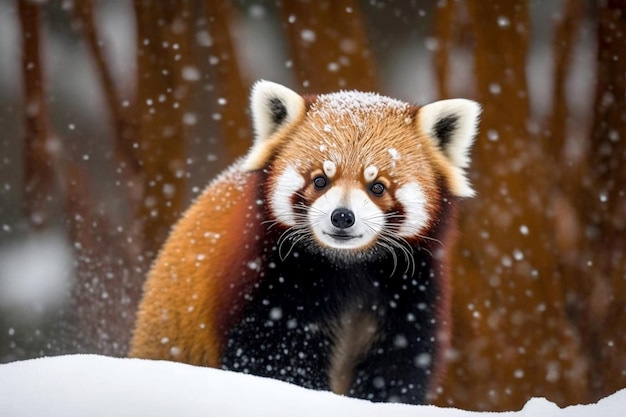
<box><xmin>129</xmin><ymin>163</ymin><xmax>265</xmax><ymax>366</ymax></box>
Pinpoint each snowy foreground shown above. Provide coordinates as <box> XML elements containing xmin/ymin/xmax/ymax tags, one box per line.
<box><xmin>0</xmin><ymin>355</ymin><xmax>624</xmax><ymax>417</ymax></box>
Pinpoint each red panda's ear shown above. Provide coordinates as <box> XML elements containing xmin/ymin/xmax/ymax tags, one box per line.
<box><xmin>243</xmin><ymin>80</ymin><xmax>306</xmax><ymax>171</ymax></box>
<box><xmin>418</xmin><ymin>99</ymin><xmax>481</xmax><ymax>197</ymax></box>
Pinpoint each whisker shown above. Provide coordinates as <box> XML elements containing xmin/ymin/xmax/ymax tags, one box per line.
<box><xmin>368</xmin><ymin>211</ymin><xmax>446</xmax><ymax>251</ymax></box>
<box><xmin>278</xmin><ymin>227</ymin><xmax>305</xmax><ymax>260</ymax></box>
<box><xmin>376</xmin><ymin>239</ymin><xmax>399</xmax><ymax>276</ymax></box>
<box><xmin>257</xmin><ymin>199</ymin><xmax>327</xmax><ymax>262</ymax></box>
<box><xmin>361</xmin><ymin>219</ymin><xmax>406</xmax><ymax>277</ymax></box>
<box><xmin>362</xmin><ymin>212</ymin><xmax>418</xmax><ymax>277</ymax></box>
<box><xmin>393</xmin><ymin>234</ymin><xmax>418</xmax><ymax>275</ymax></box>
<box><xmin>262</xmin><ymin>219</ymin><xmax>279</xmax><ymax>229</ymax></box>
<box><xmin>380</xmin><ymin>232</ymin><xmax>415</xmax><ymax>276</ymax></box>
<box><xmin>303</xmin><ymin>203</ymin><xmax>326</xmax><ymax>216</ymax></box>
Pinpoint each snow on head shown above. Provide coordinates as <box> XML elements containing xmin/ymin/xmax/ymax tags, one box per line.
<box><xmin>310</xmin><ymin>90</ymin><xmax>411</xmax><ymax>122</ymax></box>
<box><xmin>305</xmin><ymin>90</ymin><xmax>415</xmax><ymax>167</ymax></box>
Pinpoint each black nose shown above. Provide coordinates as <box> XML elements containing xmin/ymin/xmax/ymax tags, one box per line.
<box><xmin>331</xmin><ymin>208</ymin><xmax>356</xmax><ymax>229</ymax></box>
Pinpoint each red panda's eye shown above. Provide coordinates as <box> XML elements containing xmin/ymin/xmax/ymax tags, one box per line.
<box><xmin>313</xmin><ymin>176</ymin><xmax>327</xmax><ymax>189</ymax></box>
<box><xmin>370</xmin><ymin>182</ymin><xmax>385</xmax><ymax>196</ymax></box>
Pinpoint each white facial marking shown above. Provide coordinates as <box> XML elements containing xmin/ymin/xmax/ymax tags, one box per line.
<box><xmin>270</xmin><ymin>164</ymin><xmax>304</xmax><ymax>226</ymax></box>
<box><xmin>395</xmin><ymin>182</ymin><xmax>430</xmax><ymax>236</ymax></box>
<box><xmin>309</xmin><ymin>186</ymin><xmax>383</xmax><ymax>249</ymax></box>
<box><xmin>363</xmin><ymin>165</ymin><xmax>378</xmax><ymax>182</ymax></box>
<box><xmin>323</xmin><ymin>160</ymin><xmax>337</xmax><ymax>178</ymax></box>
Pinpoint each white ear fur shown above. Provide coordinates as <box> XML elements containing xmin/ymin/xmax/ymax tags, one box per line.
<box><xmin>419</xmin><ymin>99</ymin><xmax>481</xmax><ymax>197</ymax></box>
<box><xmin>419</xmin><ymin>99</ymin><xmax>481</xmax><ymax>168</ymax></box>
<box><xmin>243</xmin><ymin>80</ymin><xmax>305</xmax><ymax>170</ymax></box>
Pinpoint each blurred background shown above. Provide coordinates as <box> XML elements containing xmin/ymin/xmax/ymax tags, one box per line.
<box><xmin>1</xmin><ymin>0</ymin><xmax>625</xmax><ymax>412</ymax></box>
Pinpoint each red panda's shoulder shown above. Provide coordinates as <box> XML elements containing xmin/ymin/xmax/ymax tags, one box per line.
<box><xmin>129</xmin><ymin>161</ymin><xmax>265</xmax><ymax>365</ymax></box>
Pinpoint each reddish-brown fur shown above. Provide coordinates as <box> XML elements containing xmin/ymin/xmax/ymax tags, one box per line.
<box><xmin>130</xmin><ymin>167</ymin><xmax>264</xmax><ymax>366</ymax></box>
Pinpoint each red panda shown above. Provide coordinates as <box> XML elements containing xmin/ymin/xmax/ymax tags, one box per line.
<box><xmin>129</xmin><ymin>80</ymin><xmax>480</xmax><ymax>405</ymax></box>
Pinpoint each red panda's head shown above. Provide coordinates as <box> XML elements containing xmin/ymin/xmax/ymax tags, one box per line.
<box><xmin>243</xmin><ymin>81</ymin><xmax>480</xmax><ymax>261</ymax></box>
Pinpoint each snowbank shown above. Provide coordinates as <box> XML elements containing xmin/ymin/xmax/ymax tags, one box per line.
<box><xmin>0</xmin><ymin>355</ymin><xmax>623</xmax><ymax>416</ymax></box>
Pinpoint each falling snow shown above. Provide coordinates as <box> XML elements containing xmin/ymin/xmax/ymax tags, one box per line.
<box><xmin>300</xmin><ymin>29</ymin><xmax>316</xmax><ymax>43</ymax></box>
<box><xmin>497</xmin><ymin>16</ymin><xmax>511</xmax><ymax>28</ymax></box>
<box><xmin>181</xmin><ymin>66</ymin><xmax>201</xmax><ymax>82</ymax></box>
<box><xmin>0</xmin><ymin>232</ymin><xmax>73</xmax><ymax>320</ymax></box>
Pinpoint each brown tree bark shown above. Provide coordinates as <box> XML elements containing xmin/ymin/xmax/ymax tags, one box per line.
<box><xmin>17</xmin><ymin>0</ymin><xmax>135</xmax><ymax>355</ymax></box>
<box><xmin>18</xmin><ymin>0</ymin><xmax>55</xmax><ymax>228</ymax></box>
<box><xmin>62</xmin><ymin>161</ymin><xmax>130</xmax><ymax>355</ymax></box>
<box><xmin>546</xmin><ymin>0</ymin><xmax>586</xmax><ymax>289</ymax></box>
<box><xmin>544</xmin><ymin>0</ymin><xmax>583</xmax><ymax>161</ymax></box>
<box><xmin>578</xmin><ymin>0</ymin><xmax>626</xmax><ymax>400</ymax></box>
<box><xmin>73</xmin><ymin>0</ymin><xmax>142</xmax><ymax>211</ymax></box>
<box><xmin>279</xmin><ymin>0</ymin><xmax>378</xmax><ymax>93</ymax></box>
<box><xmin>133</xmin><ymin>0</ymin><xmax>195</xmax><ymax>258</ymax></box>
<box><xmin>438</xmin><ymin>0</ymin><xmax>589</xmax><ymax>410</ymax></box>
<box><xmin>203</xmin><ymin>0</ymin><xmax>251</xmax><ymax>162</ymax></box>
<box><xmin>432</xmin><ymin>0</ymin><xmax>457</xmax><ymax>99</ymax></box>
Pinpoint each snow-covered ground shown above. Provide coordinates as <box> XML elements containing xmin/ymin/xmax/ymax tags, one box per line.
<box><xmin>0</xmin><ymin>355</ymin><xmax>623</xmax><ymax>416</ymax></box>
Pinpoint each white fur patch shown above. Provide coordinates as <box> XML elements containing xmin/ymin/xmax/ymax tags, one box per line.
<box><xmin>323</xmin><ymin>160</ymin><xmax>337</xmax><ymax>178</ymax></box>
<box><xmin>309</xmin><ymin>187</ymin><xmax>382</xmax><ymax>249</ymax></box>
<box><xmin>395</xmin><ymin>182</ymin><xmax>430</xmax><ymax>237</ymax></box>
<box><xmin>363</xmin><ymin>165</ymin><xmax>378</xmax><ymax>182</ymax></box>
<box><xmin>270</xmin><ymin>164</ymin><xmax>304</xmax><ymax>226</ymax></box>
<box><xmin>450</xmin><ymin>166</ymin><xmax>475</xmax><ymax>198</ymax></box>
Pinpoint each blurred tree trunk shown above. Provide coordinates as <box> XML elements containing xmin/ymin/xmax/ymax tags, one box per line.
<box><xmin>17</xmin><ymin>0</ymin><xmax>137</xmax><ymax>356</ymax></box>
<box><xmin>63</xmin><ymin>162</ymin><xmax>135</xmax><ymax>356</ymax></box>
<box><xmin>18</xmin><ymin>0</ymin><xmax>55</xmax><ymax>229</ymax></box>
<box><xmin>204</xmin><ymin>1</ymin><xmax>251</xmax><ymax>162</ymax></box>
<box><xmin>73</xmin><ymin>0</ymin><xmax>142</xmax><ymax>213</ymax></box>
<box><xmin>133</xmin><ymin>0</ymin><xmax>194</xmax><ymax>258</ymax></box>
<box><xmin>61</xmin><ymin>0</ymin><xmax>142</xmax><ymax>356</ymax></box>
<box><xmin>439</xmin><ymin>0</ymin><xmax>589</xmax><ymax>410</ymax></box>
<box><xmin>546</xmin><ymin>0</ymin><xmax>586</xmax><ymax>308</ymax></box>
<box><xmin>432</xmin><ymin>0</ymin><xmax>456</xmax><ymax>100</ymax></box>
<box><xmin>544</xmin><ymin>0</ymin><xmax>583</xmax><ymax>160</ymax></box>
<box><xmin>578</xmin><ymin>0</ymin><xmax>626</xmax><ymax>400</ymax></box>
<box><xmin>279</xmin><ymin>0</ymin><xmax>378</xmax><ymax>93</ymax></box>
